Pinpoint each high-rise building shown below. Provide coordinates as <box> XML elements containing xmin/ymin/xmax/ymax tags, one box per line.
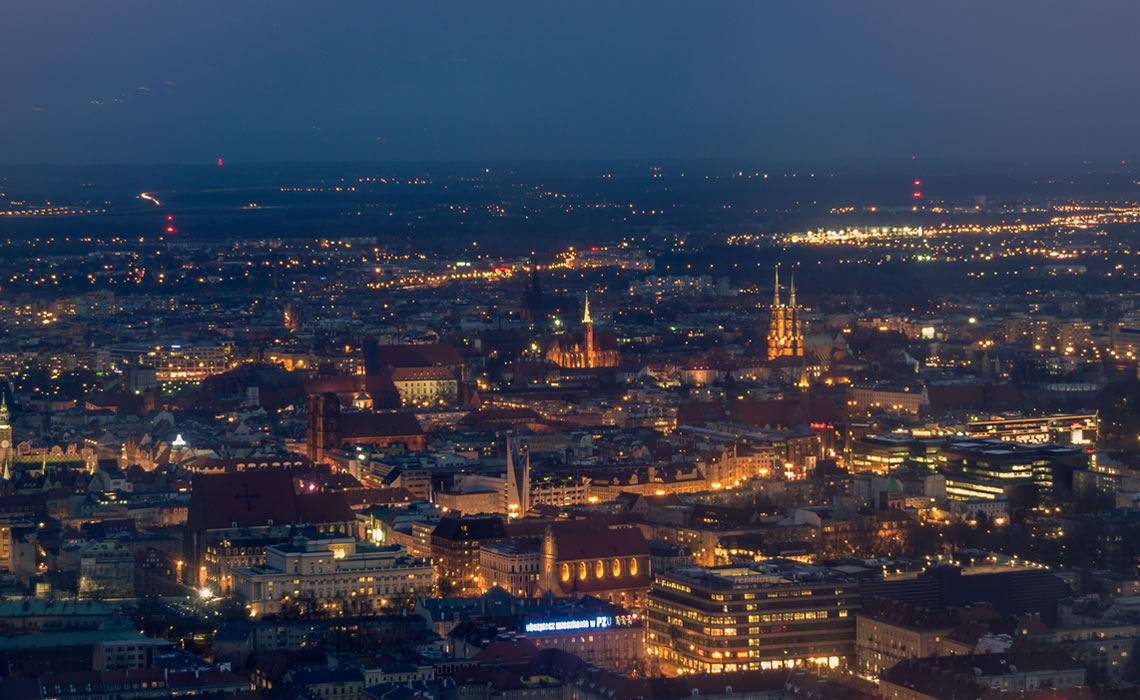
<box><xmin>0</xmin><ymin>395</ymin><xmax>12</xmax><ymax>468</ymax></box>
<box><xmin>767</xmin><ymin>268</ymin><xmax>804</xmax><ymax>360</ymax></box>
<box><xmin>647</xmin><ymin>560</ymin><xmax>858</xmax><ymax>675</ymax></box>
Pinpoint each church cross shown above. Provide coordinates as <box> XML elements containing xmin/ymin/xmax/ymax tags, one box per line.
<box><xmin>234</xmin><ymin>483</ymin><xmax>261</xmax><ymax>512</ymax></box>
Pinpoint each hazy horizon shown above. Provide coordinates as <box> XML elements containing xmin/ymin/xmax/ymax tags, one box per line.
<box><xmin>3</xmin><ymin>1</ymin><xmax>1140</xmax><ymax>165</ymax></box>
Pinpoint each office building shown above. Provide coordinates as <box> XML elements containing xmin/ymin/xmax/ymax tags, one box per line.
<box><xmin>646</xmin><ymin>560</ymin><xmax>859</xmax><ymax>675</ymax></box>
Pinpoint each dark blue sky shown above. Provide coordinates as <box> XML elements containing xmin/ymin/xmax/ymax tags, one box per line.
<box><xmin>2</xmin><ymin>1</ymin><xmax>1138</xmax><ymax>164</ymax></box>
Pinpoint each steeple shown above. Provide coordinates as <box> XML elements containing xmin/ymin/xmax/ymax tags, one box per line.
<box><xmin>0</xmin><ymin>394</ymin><xmax>8</xmax><ymax>427</ymax></box>
<box><xmin>789</xmin><ymin>270</ymin><xmax>797</xmax><ymax>307</ymax></box>
<box><xmin>582</xmin><ymin>292</ymin><xmax>592</xmax><ymax>325</ymax></box>
<box><xmin>773</xmin><ymin>267</ymin><xmax>781</xmax><ymax>306</ymax></box>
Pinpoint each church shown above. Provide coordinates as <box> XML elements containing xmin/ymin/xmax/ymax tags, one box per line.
<box><xmin>545</xmin><ymin>294</ymin><xmax>620</xmax><ymax>369</ymax></box>
<box><xmin>767</xmin><ymin>267</ymin><xmax>804</xmax><ymax>360</ymax></box>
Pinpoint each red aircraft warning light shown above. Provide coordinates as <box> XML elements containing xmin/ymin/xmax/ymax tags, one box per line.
<box><xmin>217</xmin><ymin>158</ymin><xmax>224</xmax><ymax>167</ymax></box>
<box><xmin>166</xmin><ymin>226</ymin><xmax>176</xmax><ymax>233</ymax></box>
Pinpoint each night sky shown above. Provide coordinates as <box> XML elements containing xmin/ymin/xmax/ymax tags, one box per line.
<box><xmin>2</xmin><ymin>1</ymin><xmax>1138</xmax><ymax>165</ymax></box>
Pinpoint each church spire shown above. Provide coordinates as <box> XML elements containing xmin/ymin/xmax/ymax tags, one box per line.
<box><xmin>773</xmin><ymin>267</ymin><xmax>781</xmax><ymax>306</ymax></box>
<box><xmin>789</xmin><ymin>270</ymin><xmax>797</xmax><ymax>307</ymax></box>
<box><xmin>582</xmin><ymin>292</ymin><xmax>592</xmax><ymax>325</ymax></box>
<box><xmin>0</xmin><ymin>394</ymin><xmax>9</xmax><ymax>427</ymax></box>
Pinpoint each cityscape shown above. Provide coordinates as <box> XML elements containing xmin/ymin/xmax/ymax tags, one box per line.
<box><xmin>4</xmin><ymin>3</ymin><xmax>1140</xmax><ymax>700</ymax></box>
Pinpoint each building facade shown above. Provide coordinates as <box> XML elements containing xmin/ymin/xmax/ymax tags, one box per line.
<box><xmin>646</xmin><ymin>560</ymin><xmax>859</xmax><ymax>675</ymax></box>
<box><xmin>767</xmin><ymin>268</ymin><xmax>804</xmax><ymax>361</ymax></box>
<box><xmin>546</xmin><ymin>294</ymin><xmax>621</xmax><ymax>369</ymax></box>
<box><xmin>232</xmin><ymin>534</ymin><xmax>434</xmax><ymax>618</ymax></box>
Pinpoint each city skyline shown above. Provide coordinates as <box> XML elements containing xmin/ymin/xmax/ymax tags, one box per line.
<box><xmin>5</xmin><ymin>3</ymin><xmax>1140</xmax><ymax>699</ymax></box>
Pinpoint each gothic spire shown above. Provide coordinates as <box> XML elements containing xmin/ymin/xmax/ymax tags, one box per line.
<box><xmin>789</xmin><ymin>270</ymin><xmax>797</xmax><ymax>307</ymax></box>
<box><xmin>773</xmin><ymin>266</ymin><xmax>781</xmax><ymax>306</ymax></box>
<box><xmin>582</xmin><ymin>292</ymin><xmax>592</xmax><ymax>324</ymax></box>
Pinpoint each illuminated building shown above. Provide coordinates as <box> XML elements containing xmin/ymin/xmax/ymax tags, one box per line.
<box><xmin>306</xmin><ymin>393</ymin><xmax>426</xmax><ymax>463</ymax></box>
<box><xmin>430</xmin><ymin>516</ymin><xmax>507</xmax><ymax>596</ymax></box>
<box><xmin>529</xmin><ymin>473</ymin><xmax>590</xmax><ymax>509</ymax></box>
<box><xmin>537</xmin><ymin>523</ymin><xmax>651</xmax><ymax>610</ymax></box>
<box><xmin>521</xmin><ymin>605</ymin><xmax>645</xmax><ymax>673</ymax></box>
<box><xmin>1111</xmin><ymin>324</ymin><xmax>1140</xmax><ymax>358</ymax></box>
<box><xmin>203</xmin><ymin>533</ymin><xmax>283</xmax><ymax>595</ymax></box>
<box><xmin>478</xmin><ymin>539</ymin><xmax>542</xmax><ymax>597</ymax></box>
<box><xmin>848</xmin><ymin>382</ymin><xmax>928</xmax><ymax>417</ymax></box>
<box><xmin>854</xmin><ymin>599</ymin><xmax>956</xmax><ymax>678</ymax></box>
<box><xmin>282</xmin><ymin>301</ymin><xmax>300</xmax><ymax>331</ymax></box>
<box><xmin>545</xmin><ymin>294</ymin><xmax>620</xmax><ymax>369</ymax></box>
<box><xmin>0</xmin><ymin>395</ymin><xmax>11</xmax><ymax>468</ymax></box>
<box><xmin>504</xmin><ymin>434</ymin><xmax>530</xmax><ymax>518</ymax></box>
<box><xmin>849</xmin><ymin>435</ymin><xmax>940</xmax><ymax>474</ymax></box>
<box><xmin>232</xmin><ymin>534</ymin><xmax>433</xmax><ymax>618</ymax></box>
<box><xmin>766</xmin><ymin>267</ymin><xmax>804</xmax><ymax>361</ymax></box>
<box><xmin>646</xmin><ymin>560</ymin><xmax>858</xmax><ymax>674</ymax></box>
<box><xmin>109</xmin><ymin>343</ymin><xmax>230</xmax><ymax>382</ymax></box>
<box><xmin>881</xmin><ymin>651</ymin><xmax>1086</xmax><ymax>700</ymax></box>
<box><xmin>937</xmin><ymin>438</ymin><xmax>1085</xmax><ymax>506</ymax></box>
<box><xmin>390</xmin><ymin>366</ymin><xmax>458</xmax><ymax>406</ymax></box>
<box><xmin>77</xmin><ymin>541</ymin><xmax>135</xmax><ymax>599</ymax></box>
<box><xmin>185</xmin><ymin>469</ymin><xmax>357</xmax><ymax>589</ymax></box>
<box><xmin>966</xmin><ymin>412</ymin><xmax>1097</xmax><ymax>445</ymax></box>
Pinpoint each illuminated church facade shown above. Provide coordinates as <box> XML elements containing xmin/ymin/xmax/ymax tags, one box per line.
<box><xmin>546</xmin><ymin>294</ymin><xmax>621</xmax><ymax>369</ymax></box>
<box><xmin>767</xmin><ymin>267</ymin><xmax>804</xmax><ymax>360</ymax></box>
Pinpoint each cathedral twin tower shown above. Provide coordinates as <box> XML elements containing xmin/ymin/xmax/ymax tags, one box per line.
<box><xmin>767</xmin><ymin>267</ymin><xmax>804</xmax><ymax>361</ymax></box>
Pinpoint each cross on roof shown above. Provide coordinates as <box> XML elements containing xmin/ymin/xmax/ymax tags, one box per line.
<box><xmin>234</xmin><ymin>482</ymin><xmax>261</xmax><ymax>512</ymax></box>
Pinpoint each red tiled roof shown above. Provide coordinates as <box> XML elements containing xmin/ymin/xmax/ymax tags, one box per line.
<box><xmin>391</xmin><ymin>366</ymin><xmax>455</xmax><ymax>382</ymax></box>
<box><xmin>676</xmin><ymin>401</ymin><xmax>727</xmax><ymax>426</ymax></box>
<box><xmin>295</xmin><ymin>491</ymin><xmax>355</xmax><ymax>524</ymax></box>
<box><xmin>475</xmin><ymin>639</ymin><xmax>538</xmax><ymax>665</ymax></box>
<box><xmin>730</xmin><ymin>397</ymin><xmax>843</xmax><ymax>427</ymax></box>
<box><xmin>189</xmin><ymin>469</ymin><xmax>299</xmax><ymax>531</ymax></box>
<box><xmin>187</xmin><ymin>456</ymin><xmax>314</xmax><ymax>472</ymax></box>
<box><xmin>303</xmin><ymin>374</ymin><xmax>398</xmax><ymax>397</ymax></box>
<box><xmin>553</xmin><ymin>525</ymin><xmax>647</xmax><ymax>561</ymax></box>
<box><xmin>458</xmin><ymin>407</ymin><xmax>544</xmax><ymax>429</ymax></box>
<box><xmin>556</xmin><ymin>573</ymin><xmax>652</xmax><ymax>595</ymax></box>
<box><xmin>344</xmin><ymin>487</ymin><xmax>415</xmax><ymax>507</ymax></box>
<box><xmin>339</xmin><ymin>412</ymin><xmax>424</xmax><ymax>439</ymax></box>
<box><xmin>375</xmin><ymin>343</ymin><xmax>463</xmax><ymax>368</ymax></box>
<box><xmin>927</xmin><ymin>382</ymin><xmax>1020</xmax><ymax>412</ymax></box>
<box><xmin>505</xmin><ymin>517</ymin><xmax>596</xmax><ymax>540</ymax></box>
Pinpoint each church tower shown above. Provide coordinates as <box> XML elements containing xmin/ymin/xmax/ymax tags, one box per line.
<box><xmin>306</xmin><ymin>392</ymin><xmax>341</xmax><ymax>463</ymax></box>
<box><xmin>504</xmin><ymin>434</ymin><xmax>530</xmax><ymax>518</ymax></box>
<box><xmin>582</xmin><ymin>293</ymin><xmax>595</xmax><ymax>368</ymax></box>
<box><xmin>767</xmin><ymin>267</ymin><xmax>804</xmax><ymax>360</ymax></box>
